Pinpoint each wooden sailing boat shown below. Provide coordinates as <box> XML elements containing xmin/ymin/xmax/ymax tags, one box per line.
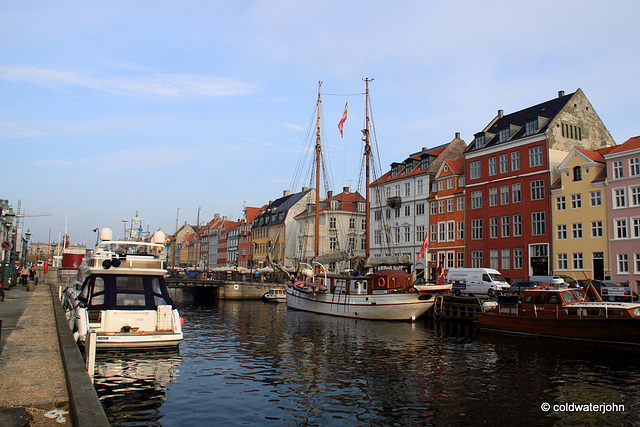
<box><xmin>285</xmin><ymin>79</ymin><xmax>446</xmax><ymax>321</ymax></box>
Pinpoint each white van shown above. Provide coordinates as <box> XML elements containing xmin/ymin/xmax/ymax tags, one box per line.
<box><xmin>446</xmin><ymin>268</ymin><xmax>510</xmax><ymax>297</ymax></box>
<box><xmin>529</xmin><ymin>275</ymin><xmax>567</xmax><ymax>288</ymax></box>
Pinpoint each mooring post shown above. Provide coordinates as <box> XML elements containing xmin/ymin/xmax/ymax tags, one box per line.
<box><xmin>86</xmin><ymin>330</ymin><xmax>97</xmax><ymax>381</ymax></box>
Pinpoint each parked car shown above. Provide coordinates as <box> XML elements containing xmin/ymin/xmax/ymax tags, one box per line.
<box><xmin>569</xmin><ymin>280</ymin><xmax>638</xmax><ymax>302</ymax></box>
<box><xmin>509</xmin><ymin>281</ymin><xmax>546</xmax><ymax>295</ymax></box>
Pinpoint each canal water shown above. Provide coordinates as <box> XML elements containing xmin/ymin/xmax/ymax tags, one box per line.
<box><xmin>94</xmin><ymin>289</ymin><xmax>640</xmax><ymax>426</ymax></box>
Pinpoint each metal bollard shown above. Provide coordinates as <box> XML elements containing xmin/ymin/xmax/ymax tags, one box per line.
<box><xmin>85</xmin><ymin>331</ymin><xmax>97</xmax><ymax>381</ymax></box>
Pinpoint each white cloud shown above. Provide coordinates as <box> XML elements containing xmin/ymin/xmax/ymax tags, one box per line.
<box><xmin>0</xmin><ymin>65</ymin><xmax>255</xmax><ymax>97</ymax></box>
<box><xmin>0</xmin><ymin>120</ymin><xmax>45</xmax><ymax>138</ymax></box>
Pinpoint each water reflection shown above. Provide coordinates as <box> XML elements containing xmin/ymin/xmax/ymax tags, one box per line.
<box><xmin>93</xmin><ymin>292</ymin><xmax>640</xmax><ymax>426</ymax></box>
<box><xmin>94</xmin><ymin>350</ymin><xmax>182</xmax><ymax>426</ymax></box>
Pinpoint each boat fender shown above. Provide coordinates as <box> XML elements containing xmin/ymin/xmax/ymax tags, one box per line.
<box><xmin>378</xmin><ymin>277</ymin><xmax>385</xmax><ymax>288</ymax></box>
<box><xmin>180</xmin><ymin>317</ymin><xmax>185</xmax><ymax>326</ymax></box>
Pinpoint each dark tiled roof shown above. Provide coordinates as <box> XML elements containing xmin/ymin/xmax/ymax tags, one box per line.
<box><xmin>254</xmin><ymin>189</ymin><xmax>313</xmax><ymax>227</ymax></box>
<box><xmin>467</xmin><ymin>91</ymin><xmax>575</xmax><ymax>152</ymax></box>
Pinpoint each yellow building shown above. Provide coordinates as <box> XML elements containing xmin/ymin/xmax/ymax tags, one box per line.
<box><xmin>551</xmin><ymin>147</ymin><xmax>613</xmax><ymax>280</ymax></box>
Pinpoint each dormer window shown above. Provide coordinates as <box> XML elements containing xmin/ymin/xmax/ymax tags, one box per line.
<box><xmin>330</xmin><ymin>199</ymin><xmax>339</xmax><ymax>210</ymax></box>
<box><xmin>475</xmin><ymin>134</ymin><xmax>486</xmax><ymax>149</ymax></box>
<box><xmin>357</xmin><ymin>202</ymin><xmax>365</xmax><ymax>212</ymax></box>
<box><xmin>525</xmin><ymin>119</ymin><xmax>539</xmax><ymax>135</ymax></box>
<box><xmin>420</xmin><ymin>157</ymin><xmax>429</xmax><ymax>170</ymax></box>
<box><xmin>573</xmin><ymin>166</ymin><xmax>582</xmax><ymax>181</ymax></box>
<box><xmin>391</xmin><ymin>165</ymin><xmax>399</xmax><ymax>177</ymax></box>
<box><xmin>498</xmin><ymin>128</ymin><xmax>510</xmax><ymax>142</ymax></box>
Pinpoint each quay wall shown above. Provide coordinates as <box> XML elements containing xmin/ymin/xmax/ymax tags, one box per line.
<box><xmin>218</xmin><ymin>281</ymin><xmax>285</xmax><ymax>299</ymax></box>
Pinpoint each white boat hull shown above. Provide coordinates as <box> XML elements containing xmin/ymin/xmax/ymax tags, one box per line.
<box><xmin>285</xmin><ymin>287</ymin><xmax>434</xmax><ymax>321</ymax></box>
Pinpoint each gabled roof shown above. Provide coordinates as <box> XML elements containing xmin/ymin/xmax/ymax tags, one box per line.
<box><xmin>297</xmin><ymin>188</ymin><xmax>365</xmax><ymax>217</ymax></box>
<box><xmin>254</xmin><ymin>188</ymin><xmax>313</xmax><ymax>227</ymax></box>
<box><xmin>467</xmin><ymin>91</ymin><xmax>575</xmax><ymax>152</ymax></box>
<box><xmin>371</xmin><ymin>142</ymin><xmax>456</xmax><ymax>186</ymax></box>
<box><xmin>605</xmin><ymin>136</ymin><xmax>640</xmax><ymax>155</ymax></box>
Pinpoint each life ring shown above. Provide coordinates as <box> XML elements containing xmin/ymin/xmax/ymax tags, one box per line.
<box><xmin>316</xmin><ymin>279</ymin><xmax>322</xmax><ymax>287</ymax></box>
<box><xmin>378</xmin><ymin>277</ymin><xmax>386</xmax><ymax>288</ymax></box>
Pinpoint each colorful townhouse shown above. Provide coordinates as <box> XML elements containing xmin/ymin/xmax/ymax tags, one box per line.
<box><xmin>463</xmin><ymin>89</ymin><xmax>615</xmax><ymax>283</ymax></box>
<box><xmin>369</xmin><ymin>134</ymin><xmax>466</xmax><ymax>276</ymax></box>
<box><xmin>551</xmin><ymin>147</ymin><xmax>615</xmax><ymax>281</ymax></box>
<box><xmin>237</xmin><ymin>207</ymin><xmax>261</xmax><ymax>269</ymax></box>
<box><xmin>603</xmin><ymin>136</ymin><xmax>640</xmax><ymax>291</ymax></box>
<box><xmin>251</xmin><ymin>187</ymin><xmax>315</xmax><ymax>268</ymax></box>
<box><xmin>294</xmin><ymin>186</ymin><xmax>366</xmax><ymax>273</ymax></box>
<box><xmin>426</xmin><ymin>157</ymin><xmax>466</xmax><ymax>279</ymax></box>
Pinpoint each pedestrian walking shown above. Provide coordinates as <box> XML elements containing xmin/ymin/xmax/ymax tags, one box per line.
<box><xmin>20</xmin><ymin>265</ymin><xmax>29</xmax><ymax>287</ymax></box>
<box><xmin>29</xmin><ymin>266</ymin><xmax>37</xmax><ymax>285</ymax></box>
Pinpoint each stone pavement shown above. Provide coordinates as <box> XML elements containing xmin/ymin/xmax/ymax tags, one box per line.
<box><xmin>0</xmin><ymin>281</ymin><xmax>70</xmax><ymax>427</ymax></box>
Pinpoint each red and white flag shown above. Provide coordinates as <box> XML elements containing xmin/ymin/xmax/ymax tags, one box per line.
<box><xmin>338</xmin><ymin>99</ymin><xmax>348</xmax><ymax>137</ymax></box>
<box><xmin>436</xmin><ymin>257</ymin><xmax>445</xmax><ymax>286</ymax></box>
<box><xmin>417</xmin><ymin>230</ymin><xmax>428</xmax><ymax>260</ymax></box>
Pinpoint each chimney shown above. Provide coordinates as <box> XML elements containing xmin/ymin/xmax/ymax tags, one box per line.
<box><xmin>214</xmin><ymin>213</ymin><xmax>220</xmax><ymax>220</ymax></box>
<box><xmin>327</xmin><ymin>190</ymin><xmax>333</xmax><ymax>198</ymax></box>
<box><xmin>455</xmin><ymin>132</ymin><xmax>460</xmax><ymax>139</ymax></box>
<box><xmin>558</xmin><ymin>90</ymin><xmax>565</xmax><ymax>98</ymax></box>
<box><xmin>343</xmin><ymin>186</ymin><xmax>350</xmax><ymax>193</ymax></box>
<box><xmin>223</xmin><ymin>216</ymin><xmax>228</xmax><ymax>221</ymax></box>
<box><xmin>283</xmin><ymin>190</ymin><xmax>291</xmax><ymax>197</ymax></box>
<box><xmin>302</xmin><ymin>186</ymin><xmax>309</xmax><ymax>192</ymax></box>
<box><xmin>498</xmin><ymin>109</ymin><xmax>504</xmax><ymax>119</ymax></box>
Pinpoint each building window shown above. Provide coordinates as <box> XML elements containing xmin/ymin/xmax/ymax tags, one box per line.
<box><xmin>447</xmin><ymin>199</ymin><xmax>454</xmax><ymax>212</ymax></box>
<box><xmin>471</xmin><ymin>191</ymin><xmax>483</xmax><ymax>209</ymax></box>
<box><xmin>405</xmin><ymin>205</ymin><xmax>411</xmax><ymax>216</ymax></box>
<box><xmin>395</xmin><ymin>207</ymin><xmax>401</xmax><ymax>217</ymax></box>
<box><xmin>573</xmin><ymin>253</ymin><xmax>584</xmax><ymax>269</ymax></box>
<box><xmin>457</xmin><ymin>197</ymin><xmax>464</xmax><ymax>211</ymax></box>
<box><xmin>472</xmin><ymin>219</ymin><xmax>483</xmax><ymax>240</ymax></box>
<box><xmin>475</xmin><ymin>135</ymin><xmax>485</xmax><ymax>149</ymax></box>
<box><xmin>501</xmin><ymin>249</ymin><xmax>510</xmax><ymax>269</ymax></box>
<box><xmin>635</xmin><ymin>253</ymin><xmax>640</xmax><ymax>274</ymax></box>
<box><xmin>557</xmin><ymin>224</ymin><xmax>567</xmax><ymax>240</ymax></box>
<box><xmin>591</xmin><ymin>220</ymin><xmax>603</xmax><ymax>237</ymax></box>
<box><xmin>512</xmin><ymin>183</ymin><xmax>522</xmax><ymax>203</ymax></box>
<box><xmin>614</xmin><ymin>188</ymin><xmax>627</xmax><ymax>208</ymax></box>
<box><xmin>618</xmin><ymin>254</ymin><xmax>629</xmax><ymax>274</ymax></box>
<box><xmin>361</xmin><ymin>219</ymin><xmax>366</xmax><ymax>230</ymax></box>
<box><xmin>501</xmin><ymin>216</ymin><xmax>510</xmax><ymax>237</ymax></box>
<box><xmin>472</xmin><ymin>250</ymin><xmax>483</xmax><ymax>268</ymax></box>
<box><xmin>614</xmin><ymin>160</ymin><xmax>624</xmax><ymax>179</ymax></box>
<box><xmin>511</xmin><ymin>151</ymin><xmax>520</xmax><ymax>171</ymax></box>
<box><xmin>489</xmin><ymin>188</ymin><xmax>498</xmax><ymax>206</ymax></box>
<box><xmin>530</xmin><ymin>180</ymin><xmax>545</xmax><ymax>200</ymax></box>
<box><xmin>558</xmin><ymin>253</ymin><xmax>568</xmax><ymax>270</ymax></box>
<box><xmin>416</xmin><ymin>225</ymin><xmax>425</xmax><ymax>243</ymax></box>
<box><xmin>438</xmin><ymin>200</ymin><xmax>445</xmax><ymax>214</ymax></box>
<box><xmin>349</xmin><ymin>218</ymin><xmax>356</xmax><ymax>229</ymax></box>
<box><xmin>631</xmin><ymin>157</ymin><xmax>640</xmax><ymax>177</ymax></box>
<box><xmin>572</xmin><ymin>166</ymin><xmax>582</xmax><ymax>181</ymax></box>
<box><xmin>431</xmin><ymin>224</ymin><xmax>437</xmax><ymax>242</ymax></box>
<box><xmin>405</xmin><ymin>182</ymin><xmax>411</xmax><ymax>196</ymax></box>
<box><xmin>470</xmin><ymin>161</ymin><xmax>481</xmax><ymax>179</ymax></box>
<box><xmin>500</xmin><ymin>185</ymin><xmax>509</xmax><ymax>205</ymax></box>
<box><xmin>571</xmin><ymin>194</ymin><xmax>582</xmax><ymax>209</ymax></box>
<box><xmin>525</xmin><ymin>119</ymin><xmax>539</xmax><ymax>135</ymax></box>
<box><xmin>457</xmin><ymin>221</ymin><xmax>464</xmax><ymax>240</ymax></box>
<box><xmin>514</xmin><ymin>248</ymin><xmax>523</xmax><ymax>269</ymax></box>
<box><xmin>394</xmin><ymin>228</ymin><xmax>400</xmax><ymax>243</ymax></box>
<box><xmin>404</xmin><ymin>226</ymin><xmax>411</xmax><ymax>243</ymax></box>
<box><xmin>490</xmin><ymin>217</ymin><xmax>498</xmax><ymax>238</ymax></box>
<box><xmin>457</xmin><ymin>252</ymin><xmax>464</xmax><ymax>268</ymax></box>
<box><xmin>513</xmin><ymin>214</ymin><xmax>522</xmax><ymax>236</ymax></box>
<box><xmin>329</xmin><ymin>217</ymin><xmax>337</xmax><ymax>229</ymax></box>
<box><xmin>615</xmin><ymin>218</ymin><xmax>628</xmax><ymax>239</ymax></box>
<box><xmin>447</xmin><ymin>178</ymin><xmax>454</xmax><ymax>189</ymax></box>
<box><xmin>498</xmin><ymin>128</ymin><xmax>510</xmax><ymax>143</ymax></box>
<box><xmin>448</xmin><ymin>221</ymin><xmax>455</xmax><ymax>241</ymax></box>
<box><xmin>532</xmin><ymin>212</ymin><xmax>546</xmax><ymax>235</ymax></box>
<box><xmin>631</xmin><ymin>186</ymin><xmax>640</xmax><ymax>207</ymax></box>
<box><xmin>556</xmin><ymin>196</ymin><xmax>566</xmax><ymax>211</ymax></box>
<box><xmin>416</xmin><ymin>203</ymin><xmax>425</xmax><ymax>215</ymax></box>
<box><xmin>430</xmin><ymin>202</ymin><xmax>437</xmax><ymax>215</ymax></box>
<box><xmin>499</xmin><ymin>154</ymin><xmax>509</xmax><ymax>173</ymax></box>
<box><xmin>417</xmin><ymin>179</ymin><xmax>424</xmax><ymax>194</ymax></box>
<box><xmin>590</xmin><ymin>191</ymin><xmax>602</xmax><ymax>206</ymax></box>
<box><xmin>330</xmin><ymin>237</ymin><xmax>337</xmax><ymax>250</ymax></box>
<box><xmin>562</xmin><ymin>123</ymin><xmax>582</xmax><ymax>140</ymax></box>
<box><xmin>490</xmin><ymin>249</ymin><xmax>499</xmax><ymax>269</ymax></box>
<box><xmin>572</xmin><ymin>223</ymin><xmax>583</xmax><ymax>239</ymax></box>
<box><xmin>529</xmin><ymin>146</ymin><xmax>543</xmax><ymax>167</ymax></box>
<box><xmin>632</xmin><ymin>217</ymin><xmax>640</xmax><ymax>238</ymax></box>
<box><xmin>395</xmin><ymin>185</ymin><xmax>401</xmax><ymax>197</ymax></box>
<box><xmin>489</xmin><ymin>157</ymin><xmax>497</xmax><ymax>176</ymax></box>
<box><xmin>439</xmin><ymin>223</ymin><xmax>446</xmax><ymax>242</ymax></box>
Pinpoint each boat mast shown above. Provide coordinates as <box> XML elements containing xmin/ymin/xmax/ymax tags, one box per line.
<box><xmin>363</xmin><ymin>78</ymin><xmax>372</xmax><ymax>259</ymax></box>
<box><xmin>315</xmin><ymin>81</ymin><xmax>322</xmax><ymax>258</ymax></box>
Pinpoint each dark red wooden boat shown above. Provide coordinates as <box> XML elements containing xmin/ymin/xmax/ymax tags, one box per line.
<box><xmin>477</xmin><ymin>288</ymin><xmax>640</xmax><ymax>345</ymax></box>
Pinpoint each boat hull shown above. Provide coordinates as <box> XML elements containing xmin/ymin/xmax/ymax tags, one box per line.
<box><xmin>286</xmin><ymin>288</ymin><xmax>434</xmax><ymax>321</ymax></box>
<box><xmin>477</xmin><ymin>313</ymin><xmax>640</xmax><ymax>345</ymax></box>
<box><xmin>80</xmin><ymin>332</ymin><xmax>183</xmax><ymax>349</ymax></box>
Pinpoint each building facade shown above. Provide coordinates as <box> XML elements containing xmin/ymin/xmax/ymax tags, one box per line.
<box><xmin>464</xmin><ymin>89</ymin><xmax>615</xmax><ymax>283</ymax></box>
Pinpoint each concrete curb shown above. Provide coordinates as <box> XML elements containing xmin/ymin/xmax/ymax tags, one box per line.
<box><xmin>49</xmin><ymin>284</ymin><xmax>110</xmax><ymax>427</ymax></box>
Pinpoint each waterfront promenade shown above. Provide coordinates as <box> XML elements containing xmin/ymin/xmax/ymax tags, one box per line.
<box><xmin>0</xmin><ymin>279</ymin><xmax>108</xmax><ymax>427</ymax></box>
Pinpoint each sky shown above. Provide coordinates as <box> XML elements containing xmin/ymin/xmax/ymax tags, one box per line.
<box><xmin>1</xmin><ymin>0</ymin><xmax>639</xmax><ymax>246</ymax></box>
